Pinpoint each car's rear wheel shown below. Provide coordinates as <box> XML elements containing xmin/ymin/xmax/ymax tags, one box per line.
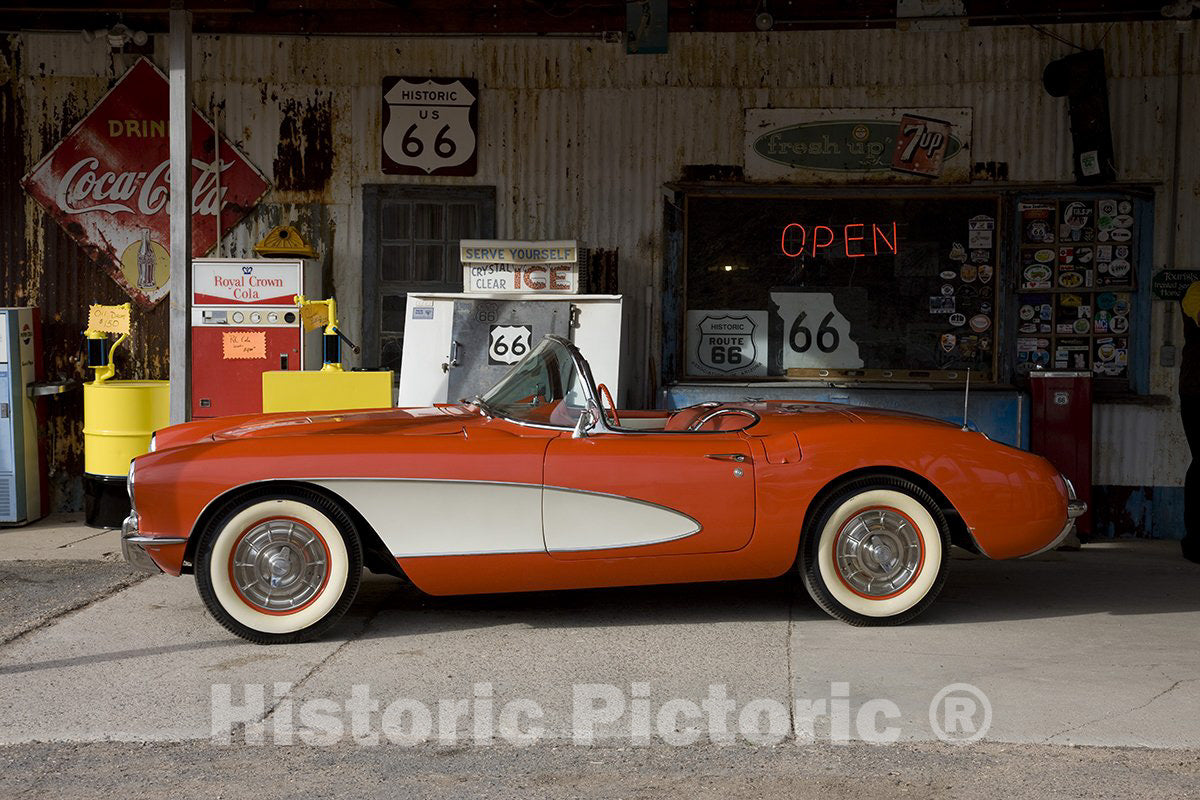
<box><xmin>195</xmin><ymin>489</ymin><xmax>363</xmax><ymax>644</ymax></box>
<box><xmin>800</xmin><ymin>476</ymin><xmax>949</xmax><ymax>626</ymax></box>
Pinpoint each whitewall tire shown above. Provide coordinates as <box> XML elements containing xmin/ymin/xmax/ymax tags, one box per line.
<box><xmin>195</xmin><ymin>489</ymin><xmax>363</xmax><ymax>644</ymax></box>
<box><xmin>800</xmin><ymin>476</ymin><xmax>949</xmax><ymax>626</ymax></box>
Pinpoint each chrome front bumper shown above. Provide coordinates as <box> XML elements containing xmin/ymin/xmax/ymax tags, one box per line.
<box><xmin>120</xmin><ymin>513</ymin><xmax>187</xmax><ymax>574</ymax></box>
<box><xmin>1023</xmin><ymin>479</ymin><xmax>1087</xmax><ymax>558</ymax></box>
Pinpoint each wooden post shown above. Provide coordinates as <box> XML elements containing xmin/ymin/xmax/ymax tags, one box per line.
<box><xmin>168</xmin><ymin>4</ymin><xmax>192</xmax><ymax>424</ymax></box>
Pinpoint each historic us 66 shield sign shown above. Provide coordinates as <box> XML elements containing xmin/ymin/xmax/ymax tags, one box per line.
<box><xmin>382</xmin><ymin>77</ymin><xmax>478</xmax><ymax>176</ymax></box>
<box><xmin>686</xmin><ymin>310</ymin><xmax>768</xmax><ymax>377</ymax></box>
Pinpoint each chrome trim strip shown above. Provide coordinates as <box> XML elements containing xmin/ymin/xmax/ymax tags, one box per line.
<box><xmin>123</xmin><ymin>535</ymin><xmax>188</xmax><ymax>545</ymax></box>
<box><xmin>546</xmin><ymin>527</ymin><xmax>701</xmax><ymax>553</ymax></box>
<box><xmin>394</xmin><ymin>547</ymin><xmax>546</xmax><ymax>558</ymax></box>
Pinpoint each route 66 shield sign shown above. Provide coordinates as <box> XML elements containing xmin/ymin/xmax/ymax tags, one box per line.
<box><xmin>382</xmin><ymin>77</ymin><xmax>478</xmax><ymax>176</ymax></box>
<box><xmin>687</xmin><ymin>311</ymin><xmax>767</xmax><ymax>376</ymax></box>
<box><xmin>488</xmin><ymin>324</ymin><xmax>532</xmax><ymax>366</ymax></box>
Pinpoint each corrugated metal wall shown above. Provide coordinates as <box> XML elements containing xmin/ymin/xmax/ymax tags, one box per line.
<box><xmin>6</xmin><ymin>22</ymin><xmax>1197</xmax><ymax>513</ymax></box>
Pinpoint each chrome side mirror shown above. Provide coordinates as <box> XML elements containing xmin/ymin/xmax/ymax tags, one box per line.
<box><xmin>572</xmin><ymin>403</ymin><xmax>600</xmax><ymax>439</ymax></box>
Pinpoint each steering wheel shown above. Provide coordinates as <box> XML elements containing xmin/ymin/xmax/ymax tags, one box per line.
<box><xmin>596</xmin><ymin>383</ymin><xmax>621</xmax><ymax>427</ymax></box>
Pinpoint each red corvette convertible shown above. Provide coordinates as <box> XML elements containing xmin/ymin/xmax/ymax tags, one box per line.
<box><xmin>123</xmin><ymin>336</ymin><xmax>1083</xmax><ymax>643</ymax></box>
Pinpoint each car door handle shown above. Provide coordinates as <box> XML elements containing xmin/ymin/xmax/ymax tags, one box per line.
<box><xmin>705</xmin><ymin>453</ymin><xmax>747</xmax><ymax>462</ymax></box>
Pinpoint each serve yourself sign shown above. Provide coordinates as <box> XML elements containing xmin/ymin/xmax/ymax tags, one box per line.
<box><xmin>460</xmin><ymin>240</ymin><xmax>580</xmax><ymax>294</ymax></box>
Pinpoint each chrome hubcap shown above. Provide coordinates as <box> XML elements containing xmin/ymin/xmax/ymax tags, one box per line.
<box><xmin>835</xmin><ymin>509</ymin><xmax>922</xmax><ymax>597</ymax></box>
<box><xmin>231</xmin><ymin>519</ymin><xmax>328</xmax><ymax>612</ymax></box>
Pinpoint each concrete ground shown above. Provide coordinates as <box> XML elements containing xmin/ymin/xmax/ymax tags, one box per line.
<box><xmin>0</xmin><ymin>514</ymin><xmax>1198</xmax><ymax>798</ymax></box>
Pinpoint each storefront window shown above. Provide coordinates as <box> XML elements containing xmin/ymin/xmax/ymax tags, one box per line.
<box><xmin>684</xmin><ymin>192</ymin><xmax>1001</xmax><ymax>383</ymax></box>
<box><xmin>1013</xmin><ymin>195</ymin><xmax>1140</xmax><ymax>390</ymax></box>
<box><xmin>676</xmin><ymin>188</ymin><xmax>1151</xmax><ymax>394</ymax></box>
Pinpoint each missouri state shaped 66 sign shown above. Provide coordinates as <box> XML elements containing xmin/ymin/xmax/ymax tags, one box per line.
<box><xmin>382</xmin><ymin>77</ymin><xmax>479</xmax><ymax>176</ymax></box>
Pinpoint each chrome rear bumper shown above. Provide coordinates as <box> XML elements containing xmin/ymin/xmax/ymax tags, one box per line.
<box><xmin>120</xmin><ymin>514</ymin><xmax>187</xmax><ymax>574</ymax></box>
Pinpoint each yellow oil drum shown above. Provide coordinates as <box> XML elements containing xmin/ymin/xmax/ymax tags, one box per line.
<box><xmin>83</xmin><ymin>380</ymin><xmax>170</xmax><ymax>477</ymax></box>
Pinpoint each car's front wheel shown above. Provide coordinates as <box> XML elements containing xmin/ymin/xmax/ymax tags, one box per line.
<box><xmin>195</xmin><ymin>489</ymin><xmax>363</xmax><ymax>644</ymax></box>
<box><xmin>800</xmin><ymin>476</ymin><xmax>949</xmax><ymax>626</ymax></box>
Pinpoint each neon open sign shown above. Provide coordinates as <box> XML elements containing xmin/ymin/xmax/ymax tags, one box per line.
<box><xmin>780</xmin><ymin>222</ymin><xmax>899</xmax><ymax>258</ymax></box>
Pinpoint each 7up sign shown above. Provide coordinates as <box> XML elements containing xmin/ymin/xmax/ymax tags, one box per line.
<box><xmin>382</xmin><ymin>77</ymin><xmax>479</xmax><ymax>176</ymax></box>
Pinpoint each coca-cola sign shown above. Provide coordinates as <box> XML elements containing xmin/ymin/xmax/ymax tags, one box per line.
<box><xmin>21</xmin><ymin>58</ymin><xmax>269</xmax><ymax>307</ymax></box>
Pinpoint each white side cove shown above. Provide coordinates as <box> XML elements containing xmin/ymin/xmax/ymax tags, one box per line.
<box><xmin>311</xmin><ymin>479</ymin><xmax>701</xmax><ymax>557</ymax></box>
<box><xmin>541</xmin><ymin>487</ymin><xmax>700</xmax><ymax>552</ymax></box>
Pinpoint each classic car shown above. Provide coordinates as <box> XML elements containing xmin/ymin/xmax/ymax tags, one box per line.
<box><xmin>122</xmin><ymin>335</ymin><xmax>1084</xmax><ymax>644</ymax></box>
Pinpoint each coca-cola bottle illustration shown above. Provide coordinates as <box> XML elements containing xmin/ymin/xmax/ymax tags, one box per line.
<box><xmin>136</xmin><ymin>228</ymin><xmax>156</xmax><ymax>288</ymax></box>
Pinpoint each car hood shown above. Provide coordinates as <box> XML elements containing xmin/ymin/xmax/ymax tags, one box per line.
<box><xmin>211</xmin><ymin>405</ymin><xmax>479</xmax><ymax>440</ymax></box>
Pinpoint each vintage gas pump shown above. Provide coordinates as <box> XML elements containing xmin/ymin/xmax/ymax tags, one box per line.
<box><xmin>190</xmin><ymin>257</ymin><xmax>321</xmax><ymax>418</ymax></box>
<box><xmin>261</xmin><ymin>296</ymin><xmax>393</xmax><ymax>413</ymax></box>
<box><xmin>81</xmin><ymin>304</ymin><xmax>168</xmax><ymax>528</ymax></box>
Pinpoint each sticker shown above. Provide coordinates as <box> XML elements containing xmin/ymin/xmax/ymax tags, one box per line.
<box><xmin>1060</xmin><ymin>293</ymin><xmax>1083</xmax><ymax>308</ymax></box>
<box><xmin>1109</xmin><ymin>314</ymin><xmax>1129</xmax><ymax>334</ymax></box>
<box><xmin>1115</xmin><ymin>245</ymin><xmax>1130</xmax><ymax>259</ymax></box>
<box><xmin>1097</xmin><ymin>341</ymin><xmax>1116</xmax><ymax>362</ymax></box>
<box><xmin>969</xmin><ymin>314</ymin><xmax>991</xmax><ymax>333</ymax></box>
<box><xmin>1112</xmin><ymin>297</ymin><xmax>1130</xmax><ymax>315</ymax></box>
<box><xmin>1019</xmin><ymin>305</ymin><xmax>1036</xmax><ymax>321</ymax></box>
<box><xmin>1035</xmin><ymin>249</ymin><xmax>1056</xmax><ymax>263</ymax></box>
<box><xmin>980</xmin><ymin>336</ymin><xmax>991</xmax><ymax>352</ymax></box>
<box><xmin>1017</xmin><ymin>337</ymin><xmax>1040</xmax><ymax>352</ymax></box>
<box><xmin>1073</xmin><ymin>318</ymin><xmax>1092</xmax><ymax>334</ymax></box>
<box><xmin>1098</xmin><ymin>199</ymin><xmax>1118</xmax><ymax>217</ymax></box>
<box><xmin>980</xmin><ymin>302</ymin><xmax>992</xmax><ymax>314</ymax></box>
<box><xmin>969</xmin><ymin>214</ymin><xmax>995</xmax><ymax>231</ymax></box>
<box><xmin>223</xmin><ymin>330</ymin><xmax>266</xmax><ymax>360</ymax></box>
<box><xmin>977</xmin><ymin>264</ymin><xmax>993</xmax><ymax>284</ymax></box>
<box><xmin>959</xmin><ymin>336</ymin><xmax>979</xmax><ymax>358</ymax></box>
<box><xmin>1097</xmin><ymin>230</ymin><xmax>1110</xmax><ymax>242</ymax></box>
<box><xmin>1118</xmin><ymin>200</ymin><xmax>1132</xmax><ymax>214</ymax></box>
<box><xmin>488</xmin><ymin>324</ymin><xmax>533</xmax><ymax>365</ymax></box>
<box><xmin>1021</xmin><ymin>205</ymin><xmax>1056</xmax><ymax>243</ymax></box>
<box><xmin>1019</xmin><ymin>323</ymin><xmax>1038</xmax><ymax>333</ymax></box>
<box><xmin>949</xmin><ymin>242</ymin><xmax>967</xmax><ymax>262</ymax></box>
<box><xmin>1096</xmin><ymin>292</ymin><xmax>1117</xmax><ymax>310</ymax></box>
<box><xmin>930</xmin><ymin>297</ymin><xmax>956</xmax><ymax>314</ymax></box>
<box><xmin>1059</xmin><ymin>271</ymin><xmax>1084</xmax><ymax>289</ymax></box>
<box><xmin>949</xmin><ymin>312</ymin><xmax>967</xmax><ymax>326</ymax></box>
<box><xmin>1063</xmin><ymin>201</ymin><xmax>1091</xmax><ymax>228</ymax></box>
<box><xmin>970</xmin><ymin>250</ymin><xmax>991</xmax><ymax>265</ymax></box>
<box><xmin>968</xmin><ymin>230</ymin><xmax>992</xmax><ymax>249</ymax></box>
<box><xmin>1111</xmin><ymin>228</ymin><xmax>1132</xmax><ymax>242</ymax></box>
<box><xmin>940</xmin><ymin>270</ymin><xmax>957</xmax><ymax>280</ymax></box>
<box><xmin>961</xmin><ymin>264</ymin><xmax>977</xmax><ymax>283</ymax></box>
<box><xmin>941</xmin><ymin>284</ymin><xmax>955</xmax><ymax>296</ymax></box>
<box><xmin>1113</xmin><ymin>214</ymin><xmax>1134</xmax><ymax>228</ymax></box>
<box><xmin>1024</xmin><ymin>265</ymin><xmax>1052</xmax><ymax>283</ymax></box>
<box><xmin>940</xmin><ymin>333</ymin><xmax>957</xmax><ymax>352</ymax></box>
<box><xmin>1107</xmin><ymin>260</ymin><xmax>1131</xmax><ymax>278</ymax></box>
<box><xmin>412</xmin><ymin>306</ymin><xmax>435</xmax><ymax>320</ymax></box>
<box><xmin>1096</xmin><ymin>245</ymin><xmax>1113</xmax><ymax>261</ymax></box>
<box><xmin>1076</xmin><ymin>248</ymin><xmax>1093</xmax><ymax>264</ymax></box>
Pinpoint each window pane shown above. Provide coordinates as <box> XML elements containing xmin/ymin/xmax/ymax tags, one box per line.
<box><xmin>414</xmin><ymin>203</ymin><xmax>444</xmax><ymax>240</ymax></box>
<box><xmin>446</xmin><ymin>203</ymin><xmax>477</xmax><ymax>239</ymax></box>
<box><xmin>381</xmin><ymin>244</ymin><xmax>412</xmax><ymax>282</ymax></box>
<box><xmin>414</xmin><ymin>245</ymin><xmax>443</xmax><ymax>282</ymax></box>
<box><xmin>382</xmin><ymin>294</ymin><xmax>407</xmax><ymax>333</ymax></box>
<box><xmin>381</xmin><ymin>202</ymin><xmax>410</xmax><ymax>240</ymax></box>
<box><xmin>381</xmin><ymin>336</ymin><xmax>403</xmax><ymax>374</ymax></box>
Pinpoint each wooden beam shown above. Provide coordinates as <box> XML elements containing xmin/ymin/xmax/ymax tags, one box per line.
<box><xmin>168</xmin><ymin>4</ymin><xmax>192</xmax><ymax>424</ymax></box>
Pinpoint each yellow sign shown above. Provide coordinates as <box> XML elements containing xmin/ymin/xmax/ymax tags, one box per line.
<box><xmin>87</xmin><ymin>304</ymin><xmax>131</xmax><ymax>335</ymax></box>
<box><xmin>223</xmin><ymin>330</ymin><xmax>267</xmax><ymax>360</ymax></box>
<box><xmin>300</xmin><ymin>303</ymin><xmax>330</xmax><ymax>332</ymax></box>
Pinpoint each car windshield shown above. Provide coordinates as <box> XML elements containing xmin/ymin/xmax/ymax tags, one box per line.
<box><xmin>476</xmin><ymin>338</ymin><xmax>591</xmax><ymax>427</ymax></box>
